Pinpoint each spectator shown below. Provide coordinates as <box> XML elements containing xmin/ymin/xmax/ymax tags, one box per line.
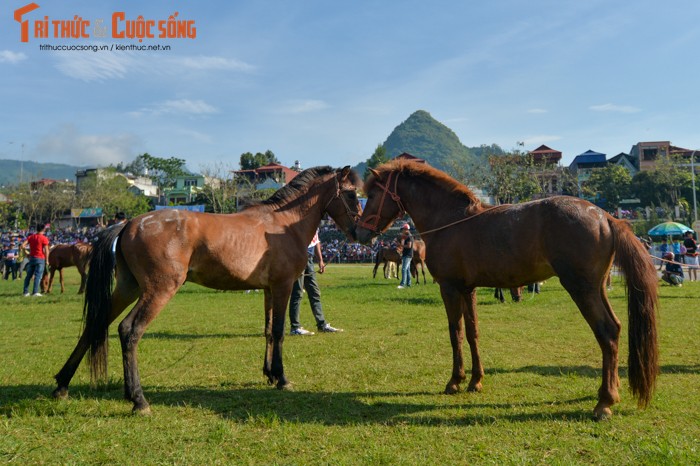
<box><xmin>21</xmin><ymin>224</ymin><xmax>50</xmax><ymax>297</ymax></box>
<box><xmin>2</xmin><ymin>241</ymin><xmax>19</xmax><ymax>280</ymax></box>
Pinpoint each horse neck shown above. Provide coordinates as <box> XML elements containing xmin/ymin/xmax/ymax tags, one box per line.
<box><xmin>269</xmin><ymin>176</ymin><xmax>335</xmax><ymax>241</ymax></box>
<box><xmin>397</xmin><ymin>175</ymin><xmax>481</xmax><ymax>234</ymax></box>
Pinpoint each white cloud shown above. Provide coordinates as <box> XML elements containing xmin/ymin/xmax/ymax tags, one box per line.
<box><xmin>130</xmin><ymin>98</ymin><xmax>219</xmax><ymax>117</ymax></box>
<box><xmin>53</xmin><ymin>48</ymin><xmax>133</xmax><ymax>81</ymax></box>
<box><xmin>589</xmin><ymin>103</ymin><xmax>641</xmax><ymax>114</ymax></box>
<box><xmin>176</xmin><ymin>55</ymin><xmax>255</xmax><ymax>72</ymax></box>
<box><xmin>278</xmin><ymin>99</ymin><xmax>330</xmax><ymax>114</ymax></box>
<box><xmin>35</xmin><ymin>125</ymin><xmax>140</xmax><ymax>166</ymax></box>
<box><xmin>0</xmin><ymin>50</ymin><xmax>28</xmax><ymax>64</ymax></box>
<box><xmin>51</xmin><ymin>46</ymin><xmax>254</xmax><ymax>82</ymax></box>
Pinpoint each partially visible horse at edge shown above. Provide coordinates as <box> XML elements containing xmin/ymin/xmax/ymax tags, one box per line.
<box><xmin>42</xmin><ymin>243</ymin><xmax>93</xmax><ymax>294</ymax></box>
<box><xmin>356</xmin><ymin>160</ymin><xmax>658</xmax><ymax>420</ymax></box>
<box><xmin>52</xmin><ymin>166</ymin><xmax>362</xmax><ymax>414</ymax></box>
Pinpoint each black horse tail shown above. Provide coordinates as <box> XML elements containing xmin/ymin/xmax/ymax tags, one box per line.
<box><xmin>610</xmin><ymin>218</ymin><xmax>659</xmax><ymax>407</ymax></box>
<box><xmin>84</xmin><ymin>224</ymin><xmax>125</xmax><ymax>385</ymax></box>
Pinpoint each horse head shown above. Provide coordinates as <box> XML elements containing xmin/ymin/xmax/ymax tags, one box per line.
<box><xmin>323</xmin><ymin>166</ymin><xmax>363</xmax><ymax>241</ymax></box>
<box><xmin>356</xmin><ymin>167</ymin><xmax>405</xmax><ymax>244</ymax></box>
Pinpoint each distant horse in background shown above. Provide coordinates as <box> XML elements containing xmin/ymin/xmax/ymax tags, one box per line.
<box><xmin>42</xmin><ymin>243</ymin><xmax>93</xmax><ymax>294</ymax></box>
<box><xmin>52</xmin><ymin>166</ymin><xmax>362</xmax><ymax>415</ymax></box>
<box><xmin>373</xmin><ymin>246</ymin><xmax>401</xmax><ymax>279</ymax></box>
<box><xmin>411</xmin><ymin>239</ymin><xmax>427</xmax><ymax>284</ymax></box>
<box><xmin>356</xmin><ymin>160</ymin><xmax>659</xmax><ymax>420</ymax></box>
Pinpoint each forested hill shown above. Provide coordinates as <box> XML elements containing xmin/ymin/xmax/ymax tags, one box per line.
<box><xmin>0</xmin><ymin>159</ymin><xmax>81</xmax><ymax>186</ymax></box>
<box><xmin>356</xmin><ymin>110</ymin><xmax>505</xmax><ymax>175</ymax></box>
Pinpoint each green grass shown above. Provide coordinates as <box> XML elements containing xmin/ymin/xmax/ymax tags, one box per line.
<box><xmin>1</xmin><ymin>266</ymin><xmax>698</xmax><ymax>464</ymax></box>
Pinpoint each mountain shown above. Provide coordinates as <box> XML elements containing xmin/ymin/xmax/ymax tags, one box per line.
<box><xmin>0</xmin><ymin>159</ymin><xmax>83</xmax><ymax>187</ymax></box>
<box><xmin>356</xmin><ymin>110</ymin><xmax>505</xmax><ymax>176</ymax></box>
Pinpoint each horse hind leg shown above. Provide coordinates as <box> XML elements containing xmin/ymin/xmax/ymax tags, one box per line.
<box><xmin>118</xmin><ymin>285</ymin><xmax>180</xmax><ymax>415</ymax></box>
<box><xmin>59</xmin><ymin>268</ymin><xmax>65</xmax><ymax>294</ymax></box>
<box><xmin>53</xmin><ymin>274</ymin><xmax>139</xmax><ymax>399</ymax></box>
<box><xmin>559</xmin><ymin>273</ymin><xmax>621</xmax><ymax>420</ymax></box>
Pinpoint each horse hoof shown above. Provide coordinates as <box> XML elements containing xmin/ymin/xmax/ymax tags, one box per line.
<box><xmin>593</xmin><ymin>406</ymin><xmax>613</xmax><ymax>421</ymax></box>
<box><xmin>277</xmin><ymin>381</ymin><xmax>293</xmax><ymax>391</ymax></box>
<box><xmin>132</xmin><ymin>405</ymin><xmax>152</xmax><ymax>416</ymax></box>
<box><xmin>444</xmin><ymin>384</ymin><xmax>460</xmax><ymax>395</ymax></box>
<box><xmin>52</xmin><ymin>387</ymin><xmax>69</xmax><ymax>400</ymax></box>
<box><xmin>467</xmin><ymin>382</ymin><xmax>483</xmax><ymax>393</ymax></box>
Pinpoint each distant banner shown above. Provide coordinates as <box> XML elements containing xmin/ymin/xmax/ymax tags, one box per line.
<box><xmin>71</xmin><ymin>208</ymin><xmax>103</xmax><ymax>218</ymax></box>
<box><xmin>155</xmin><ymin>205</ymin><xmax>205</xmax><ymax>212</ymax></box>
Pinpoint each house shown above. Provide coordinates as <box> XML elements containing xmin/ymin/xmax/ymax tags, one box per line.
<box><xmin>569</xmin><ymin>150</ymin><xmax>607</xmax><ymax>184</ymax></box>
<box><xmin>528</xmin><ymin>145</ymin><xmax>562</xmax><ymax>165</ymax></box>
<box><xmin>526</xmin><ymin>145</ymin><xmax>564</xmax><ymax>197</ymax></box>
<box><xmin>233</xmin><ymin>163</ymin><xmax>299</xmax><ymax>190</ymax></box>
<box><xmin>164</xmin><ymin>174</ymin><xmax>206</xmax><ymax>205</ymax></box>
<box><xmin>607</xmin><ymin>152</ymin><xmax>638</xmax><ymax>176</ymax></box>
<box><xmin>126</xmin><ymin>175</ymin><xmax>159</xmax><ymax>199</ymax></box>
<box><xmin>628</xmin><ymin>141</ymin><xmax>699</xmax><ymax>171</ymax></box>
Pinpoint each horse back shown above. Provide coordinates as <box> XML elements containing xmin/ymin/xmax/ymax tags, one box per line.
<box><xmin>425</xmin><ymin>196</ymin><xmax>614</xmax><ymax>287</ymax></box>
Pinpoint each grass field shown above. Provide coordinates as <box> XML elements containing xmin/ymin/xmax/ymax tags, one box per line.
<box><xmin>1</xmin><ymin>265</ymin><xmax>698</xmax><ymax>464</ymax></box>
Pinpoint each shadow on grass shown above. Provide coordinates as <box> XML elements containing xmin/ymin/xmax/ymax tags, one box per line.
<box><xmin>10</xmin><ymin>363</ymin><xmax>697</xmax><ymax>424</ymax></box>
<box><xmin>0</xmin><ymin>382</ymin><xmax>602</xmax><ymax>425</ymax></box>
<box><xmin>144</xmin><ymin>331</ymin><xmax>261</xmax><ymax>340</ymax></box>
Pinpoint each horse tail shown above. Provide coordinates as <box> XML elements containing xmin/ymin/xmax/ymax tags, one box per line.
<box><xmin>83</xmin><ymin>224</ymin><xmax>125</xmax><ymax>385</ymax></box>
<box><xmin>610</xmin><ymin>218</ymin><xmax>659</xmax><ymax>407</ymax></box>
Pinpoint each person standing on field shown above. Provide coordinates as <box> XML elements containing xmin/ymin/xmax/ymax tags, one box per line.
<box><xmin>21</xmin><ymin>224</ymin><xmax>50</xmax><ymax>297</ymax></box>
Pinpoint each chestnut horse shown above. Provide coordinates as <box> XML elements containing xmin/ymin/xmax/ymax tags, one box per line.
<box><xmin>53</xmin><ymin>166</ymin><xmax>362</xmax><ymax>414</ymax></box>
<box><xmin>373</xmin><ymin>245</ymin><xmax>401</xmax><ymax>279</ymax></box>
<box><xmin>411</xmin><ymin>238</ymin><xmax>427</xmax><ymax>284</ymax></box>
<box><xmin>356</xmin><ymin>160</ymin><xmax>658</xmax><ymax>420</ymax></box>
<box><xmin>42</xmin><ymin>243</ymin><xmax>93</xmax><ymax>294</ymax></box>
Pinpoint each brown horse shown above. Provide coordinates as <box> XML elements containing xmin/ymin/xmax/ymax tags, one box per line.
<box><xmin>41</xmin><ymin>243</ymin><xmax>93</xmax><ymax>294</ymax></box>
<box><xmin>411</xmin><ymin>238</ymin><xmax>427</xmax><ymax>284</ymax></box>
<box><xmin>53</xmin><ymin>166</ymin><xmax>362</xmax><ymax>414</ymax></box>
<box><xmin>356</xmin><ymin>160</ymin><xmax>658</xmax><ymax>420</ymax></box>
<box><xmin>373</xmin><ymin>245</ymin><xmax>401</xmax><ymax>279</ymax></box>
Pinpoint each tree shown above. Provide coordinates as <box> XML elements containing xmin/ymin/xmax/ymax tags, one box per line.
<box><xmin>123</xmin><ymin>153</ymin><xmax>189</xmax><ymax>191</ymax></box>
<box><xmin>631</xmin><ymin>155</ymin><xmax>691</xmax><ymax>208</ymax></box>
<box><xmin>76</xmin><ymin>171</ymin><xmax>151</xmax><ymax>218</ymax></box>
<box><xmin>239</xmin><ymin>150</ymin><xmax>279</xmax><ymax>170</ymax></box>
<box><xmin>364</xmin><ymin>145</ymin><xmax>389</xmax><ymax>178</ymax></box>
<box><xmin>197</xmin><ymin>162</ymin><xmax>239</xmax><ymax>213</ymax></box>
<box><xmin>584</xmin><ymin>165</ymin><xmax>632</xmax><ymax>210</ymax></box>
<box><xmin>484</xmin><ymin>154</ymin><xmax>541</xmax><ymax>205</ymax></box>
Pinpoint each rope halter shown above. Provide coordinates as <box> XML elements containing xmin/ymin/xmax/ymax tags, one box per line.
<box><xmin>356</xmin><ymin>171</ymin><xmax>406</xmax><ymax>234</ymax></box>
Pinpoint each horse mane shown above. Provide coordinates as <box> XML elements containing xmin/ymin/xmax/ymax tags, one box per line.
<box><xmin>245</xmin><ymin>166</ymin><xmax>337</xmax><ymax>209</ymax></box>
<box><xmin>369</xmin><ymin>160</ymin><xmax>484</xmax><ymax>211</ymax></box>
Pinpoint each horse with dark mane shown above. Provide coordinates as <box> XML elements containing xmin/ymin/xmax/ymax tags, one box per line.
<box><xmin>356</xmin><ymin>160</ymin><xmax>658</xmax><ymax>420</ymax></box>
<box><xmin>373</xmin><ymin>245</ymin><xmax>401</xmax><ymax>279</ymax></box>
<box><xmin>41</xmin><ymin>243</ymin><xmax>93</xmax><ymax>294</ymax></box>
<box><xmin>53</xmin><ymin>166</ymin><xmax>362</xmax><ymax>414</ymax></box>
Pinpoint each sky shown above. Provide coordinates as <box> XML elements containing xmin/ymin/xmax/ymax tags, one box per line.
<box><xmin>1</xmin><ymin>1</ymin><xmax>699</xmax><ymax>174</ymax></box>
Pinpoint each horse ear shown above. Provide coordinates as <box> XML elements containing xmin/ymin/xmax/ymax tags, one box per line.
<box><xmin>369</xmin><ymin>168</ymin><xmax>380</xmax><ymax>178</ymax></box>
<box><xmin>340</xmin><ymin>165</ymin><xmax>351</xmax><ymax>180</ymax></box>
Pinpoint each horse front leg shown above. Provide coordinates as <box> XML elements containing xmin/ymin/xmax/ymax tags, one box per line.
<box><xmin>268</xmin><ymin>283</ymin><xmax>293</xmax><ymax>390</ymax></box>
<box><xmin>462</xmin><ymin>289</ymin><xmax>484</xmax><ymax>392</ymax></box>
<box><xmin>59</xmin><ymin>268</ymin><xmax>65</xmax><ymax>294</ymax></box>
<box><xmin>439</xmin><ymin>282</ymin><xmax>467</xmax><ymax>394</ymax></box>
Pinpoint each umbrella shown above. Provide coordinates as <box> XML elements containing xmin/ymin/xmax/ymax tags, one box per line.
<box><xmin>647</xmin><ymin>221</ymin><xmax>694</xmax><ymax>238</ymax></box>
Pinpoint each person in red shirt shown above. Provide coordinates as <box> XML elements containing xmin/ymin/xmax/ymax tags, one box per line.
<box><xmin>21</xmin><ymin>223</ymin><xmax>50</xmax><ymax>296</ymax></box>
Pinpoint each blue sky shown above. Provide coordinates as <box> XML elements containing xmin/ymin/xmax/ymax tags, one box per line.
<box><xmin>1</xmin><ymin>1</ymin><xmax>699</xmax><ymax>174</ymax></box>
